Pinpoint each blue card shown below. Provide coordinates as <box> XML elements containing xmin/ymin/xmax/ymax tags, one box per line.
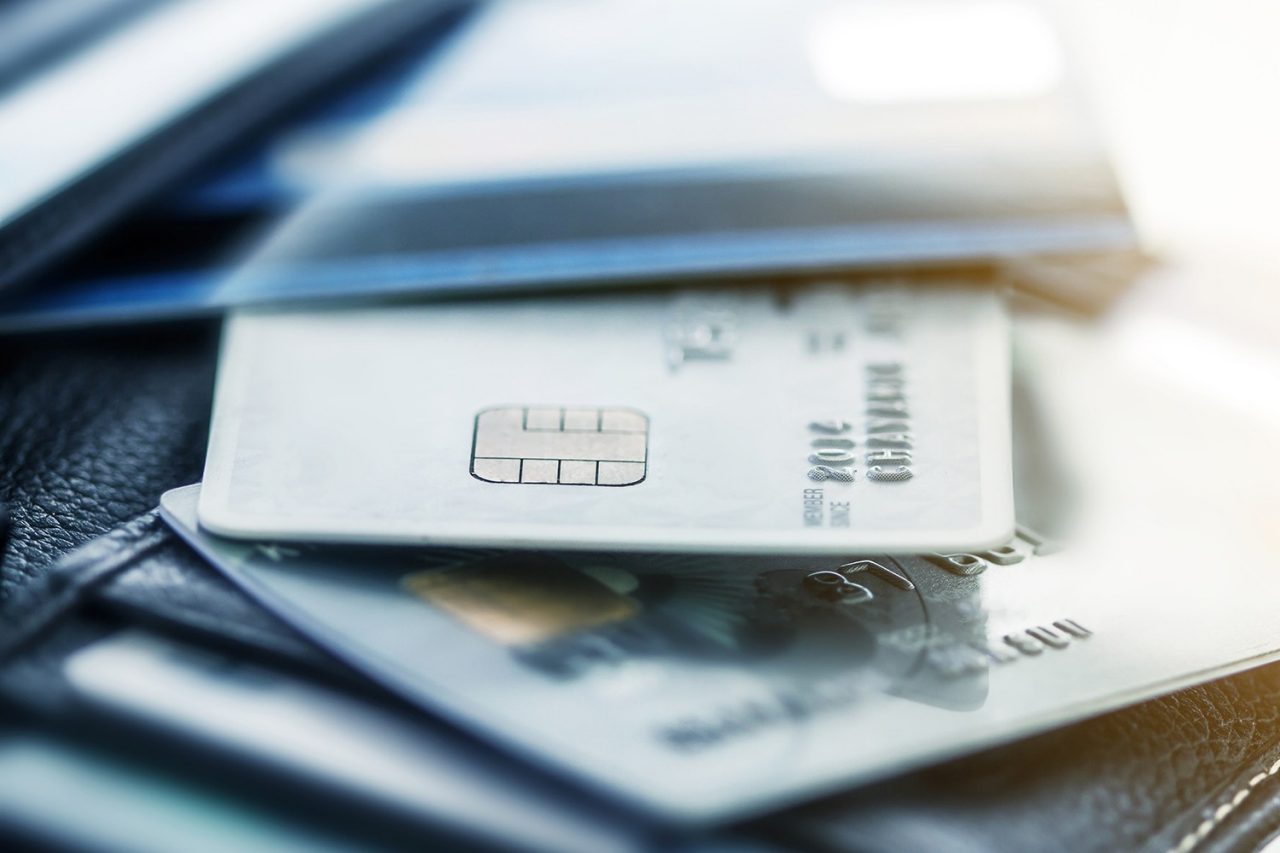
<box><xmin>1</xmin><ymin>0</ymin><xmax>1133</xmax><ymax>331</ymax></box>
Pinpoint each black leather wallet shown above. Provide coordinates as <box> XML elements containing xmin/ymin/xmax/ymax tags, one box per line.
<box><xmin>4</xmin><ymin>324</ymin><xmax>1280</xmax><ymax>852</ymax></box>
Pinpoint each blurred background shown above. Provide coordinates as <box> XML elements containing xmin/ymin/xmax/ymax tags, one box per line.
<box><xmin>2</xmin><ymin>1</ymin><xmax>1279</xmax><ymax>851</ymax></box>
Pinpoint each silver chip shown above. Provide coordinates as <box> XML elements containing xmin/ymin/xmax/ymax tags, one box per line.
<box><xmin>470</xmin><ymin>406</ymin><xmax>648</xmax><ymax>486</ymax></box>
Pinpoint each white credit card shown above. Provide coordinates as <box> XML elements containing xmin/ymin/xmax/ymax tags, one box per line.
<box><xmin>164</xmin><ymin>281</ymin><xmax>1280</xmax><ymax>823</ymax></box>
<box><xmin>200</xmin><ymin>282</ymin><xmax>1013</xmax><ymax>553</ymax></box>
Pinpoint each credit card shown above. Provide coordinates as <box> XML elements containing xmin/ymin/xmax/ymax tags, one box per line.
<box><xmin>165</xmin><ymin>300</ymin><xmax>1280</xmax><ymax>822</ymax></box>
<box><xmin>199</xmin><ymin>282</ymin><xmax>1014</xmax><ymax>554</ymax></box>
<box><xmin>165</xmin><ymin>483</ymin><xmax>1061</xmax><ymax>822</ymax></box>
<box><xmin>0</xmin><ymin>0</ymin><xmax>1132</xmax><ymax>333</ymax></box>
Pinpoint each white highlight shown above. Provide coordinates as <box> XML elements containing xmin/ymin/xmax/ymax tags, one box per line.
<box><xmin>809</xmin><ymin>0</ymin><xmax>1063</xmax><ymax>103</ymax></box>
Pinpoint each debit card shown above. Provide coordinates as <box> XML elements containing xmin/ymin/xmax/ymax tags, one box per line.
<box><xmin>167</xmin><ymin>300</ymin><xmax>1280</xmax><ymax>822</ymax></box>
<box><xmin>199</xmin><ymin>282</ymin><xmax>1013</xmax><ymax>554</ymax></box>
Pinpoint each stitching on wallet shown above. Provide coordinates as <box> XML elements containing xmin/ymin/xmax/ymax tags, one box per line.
<box><xmin>1169</xmin><ymin>755</ymin><xmax>1280</xmax><ymax>853</ymax></box>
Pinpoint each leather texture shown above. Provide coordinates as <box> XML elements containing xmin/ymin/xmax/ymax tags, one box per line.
<box><xmin>0</xmin><ymin>325</ymin><xmax>217</xmax><ymax>600</ymax></box>
<box><xmin>3</xmin><ymin>327</ymin><xmax>1280</xmax><ymax>853</ymax></box>
<box><xmin>764</xmin><ymin>669</ymin><xmax>1280</xmax><ymax>853</ymax></box>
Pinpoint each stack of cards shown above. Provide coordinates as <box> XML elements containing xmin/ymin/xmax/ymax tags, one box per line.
<box><xmin>20</xmin><ymin>0</ymin><xmax>1280</xmax><ymax>845</ymax></box>
<box><xmin>172</xmin><ymin>279</ymin><xmax>1025</xmax><ymax>820</ymax></box>
<box><xmin>152</xmin><ymin>271</ymin><xmax>1280</xmax><ymax>824</ymax></box>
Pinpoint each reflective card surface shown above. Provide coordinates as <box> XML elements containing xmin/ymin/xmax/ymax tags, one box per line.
<box><xmin>200</xmin><ymin>282</ymin><xmax>1013</xmax><ymax>554</ymax></box>
<box><xmin>167</xmin><ymin>299</ymin><xmax>1280</xmax><ymax>821</ymax></box>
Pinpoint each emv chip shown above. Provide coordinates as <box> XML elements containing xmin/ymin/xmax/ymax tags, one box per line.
<box><xmin>470</xmin><ymin>406</ymin><xmax>648</xmax><ymax>486</ymax></box>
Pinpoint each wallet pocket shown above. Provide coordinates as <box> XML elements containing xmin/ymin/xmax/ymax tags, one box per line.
<box><xmin>0</xmin><ymin>511</ymin><xmax>344</xmax><ymax>715</ymax></box>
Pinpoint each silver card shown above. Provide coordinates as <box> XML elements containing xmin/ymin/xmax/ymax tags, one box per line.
<box><xmin>199</xmin><ymin>282</ymin><xmax>1013</xmax><ymax>554</ymax></box>
<box><xmin>167</xmin><ymin>297</ymin><xmax>1280</xmax><ymax>821</ymax></box>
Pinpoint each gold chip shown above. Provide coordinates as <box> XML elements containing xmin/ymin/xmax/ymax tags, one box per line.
<box><xmin>402</xmin><ymin>556</ymin><xmax>639</xmax><ymax>645</ymax></box>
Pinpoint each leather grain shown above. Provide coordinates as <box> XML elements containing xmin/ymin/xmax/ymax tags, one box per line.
<box><xmin>4</xmin><ymin>327</ymin><xmax>1280</xmax><ymax>853</ymax></box>
<box><xmin>763</xmin><ymin>667</ymin><xmax>1280</xmax><ymax>853</ymax></box>
<box><xmin>0</xmin><ymin>324</ymin><xmax>217</xmax><ymax>600</ymax></box>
